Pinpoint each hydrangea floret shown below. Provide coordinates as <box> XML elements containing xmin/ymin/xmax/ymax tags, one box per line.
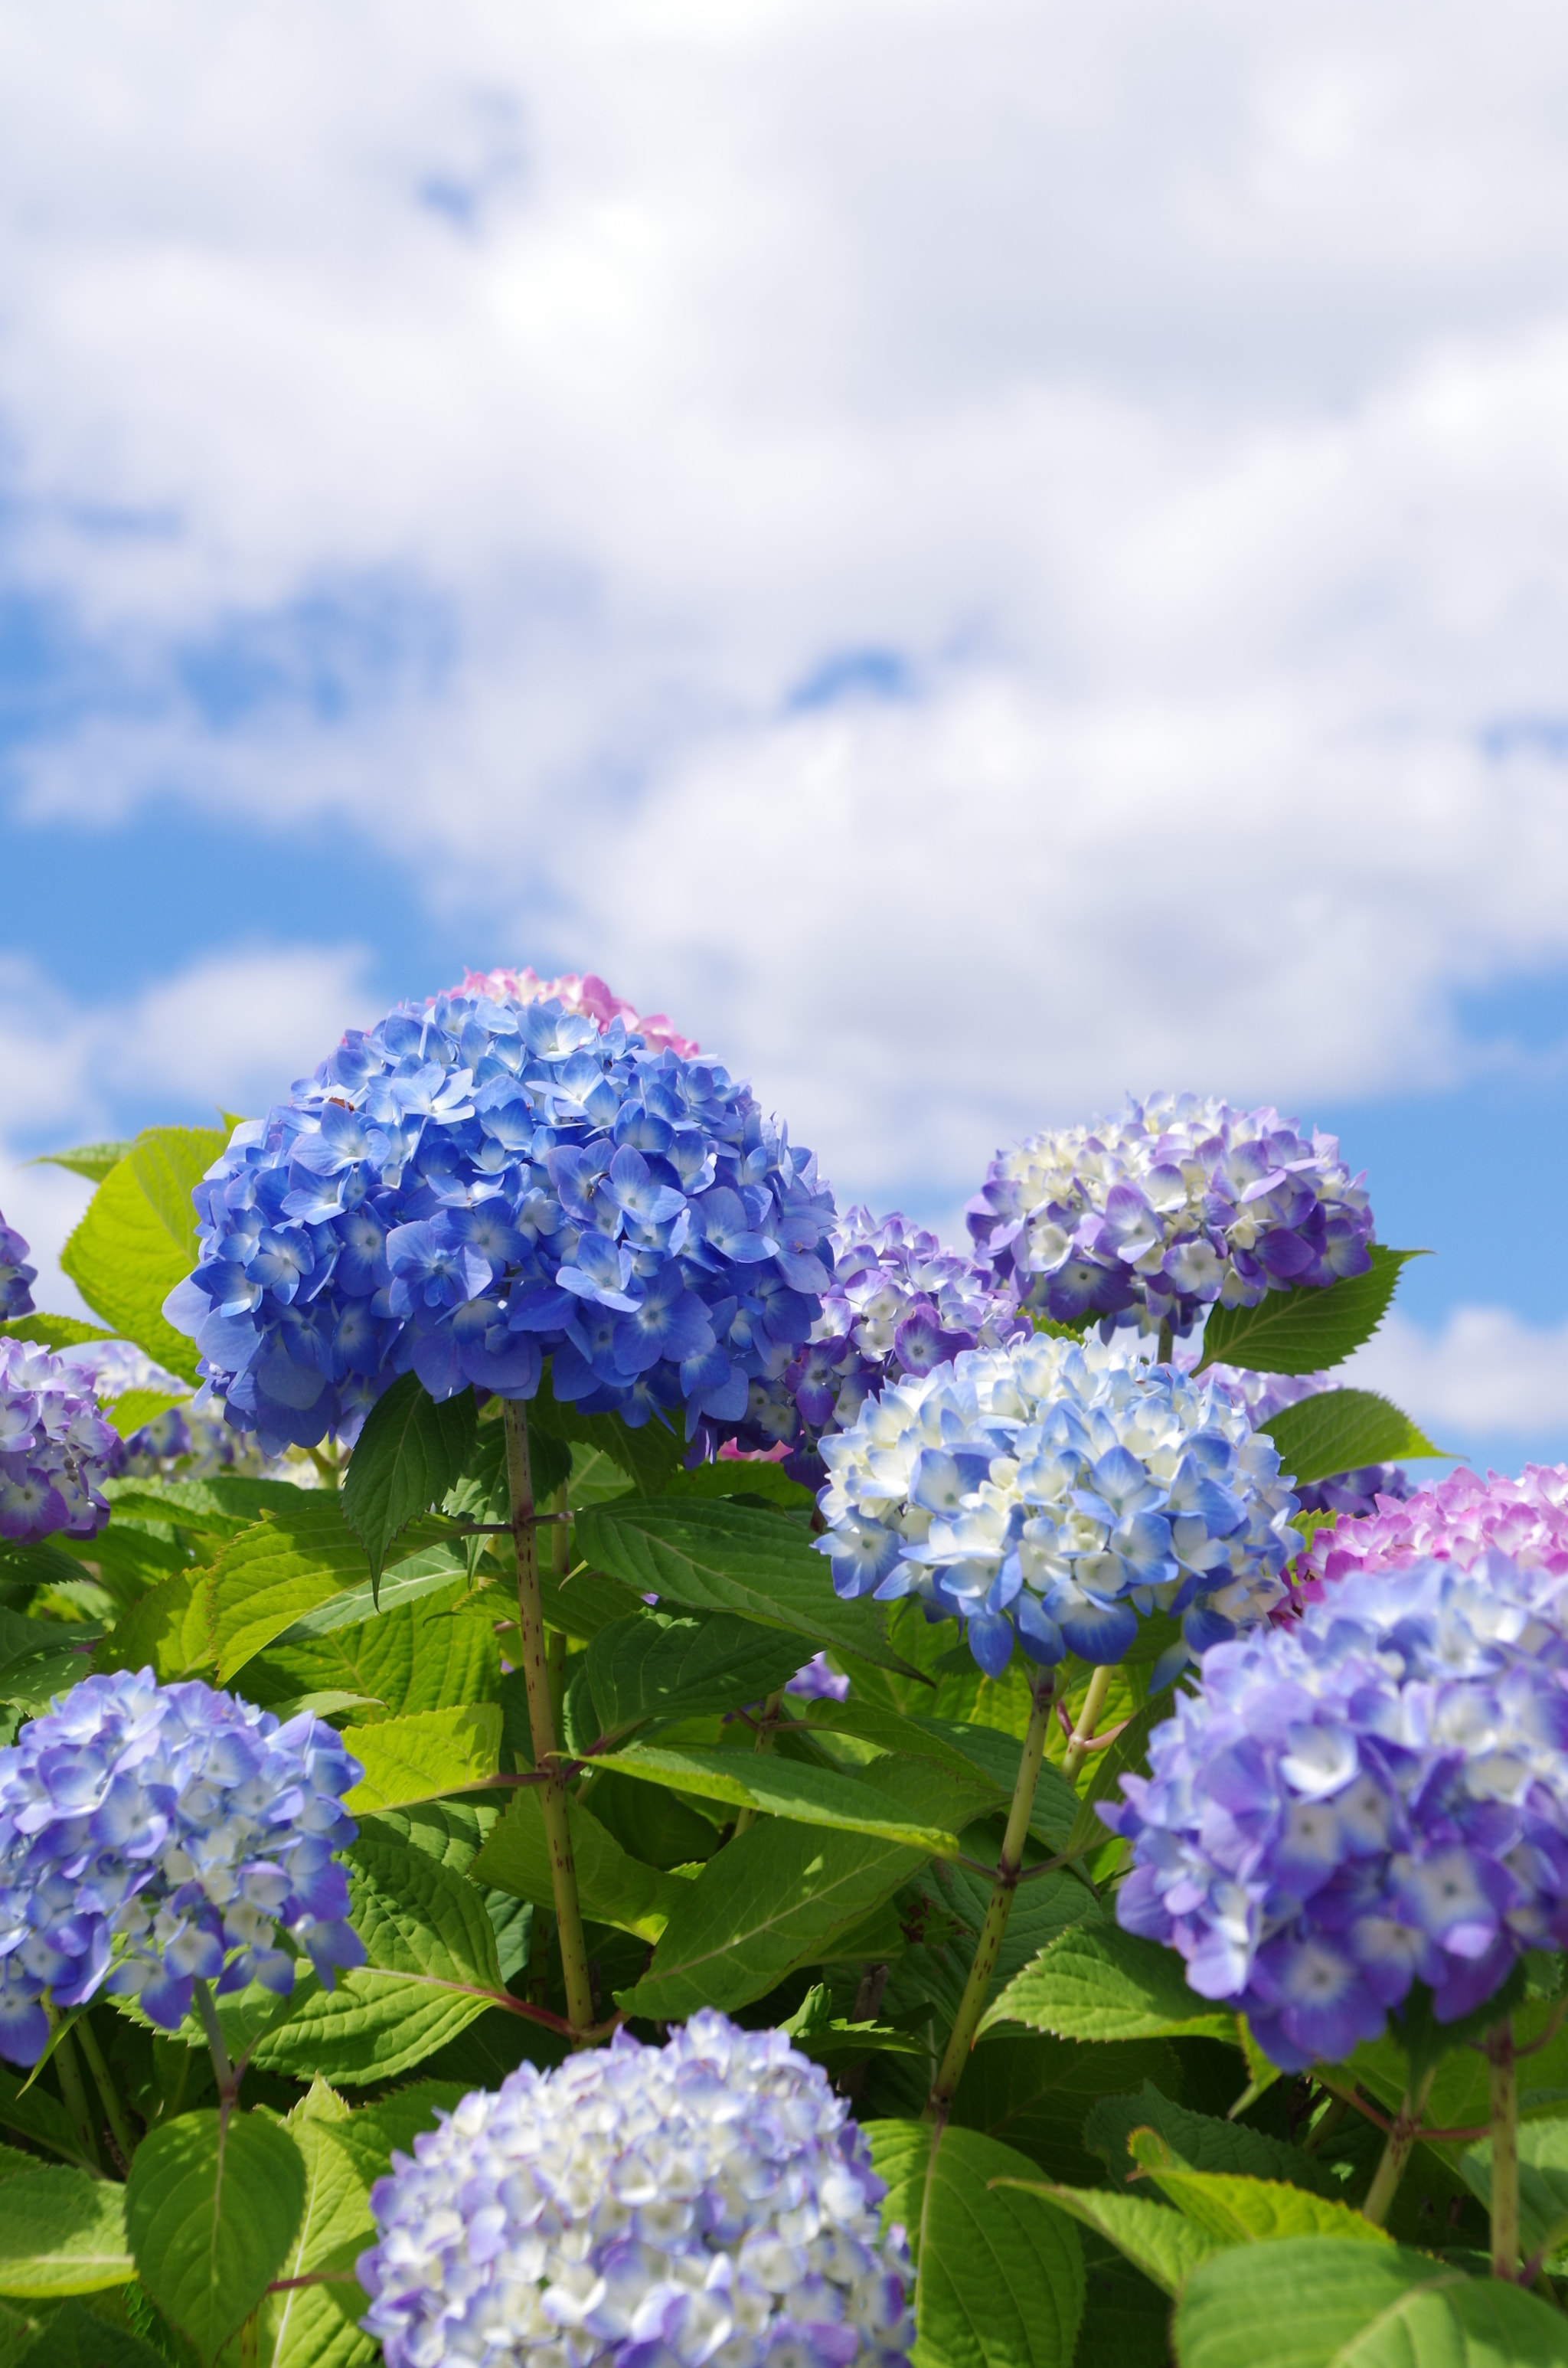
<box><xmin>358</xmin><ymin>2008</ymin><xmax>914</xmax><ymax>2368</ymax></box>
<box><xmin>164</xmin><ymin>989</ymin><xmax>835</xmax><ymax>1457</ymax></box>
<box><xmin>1299</xmin><ymin>1464</ymin><xmax>1568</xmax><ymax>1602</ymax></box>
<box><xmin>0</xmin><ymin>1336</ymin><xmax>121</xmax><ymax>1545</ymax></box>
<box><xmin>1197</xmin><ymin>1362</ymin><xmax>1410</xmax><ymax>1523</ymax></box>
<box><xmin>967</xmin><ymin>1093</ymin><xmax>1374</xmax><ymax>1339</ymax></box>
<box><xmin>1101</xmin><ymin>1553</ymin><xmax>1568</xmax><ymax>2069</ymax></box>
<box><xmin>453</xmin><ymin>967</ymin><xmax>700</xmax><ymax>1058</ymax></box>
<box><xmin>0</xmin><ymin>1210</ymin><xmax>36</xmax><ymax>1320</ymax></box>
<box><xmin>0</xmin><ymin>1667</ymin><xmax>364</xmax><ymax>2065</ymax></box>
<box><xmin>815</xmin><ymin>1332</ymin><xmax>1301</xmax><ymax>1677</ymax></box>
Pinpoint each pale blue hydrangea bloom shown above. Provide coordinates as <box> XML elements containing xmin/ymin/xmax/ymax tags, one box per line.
<box><xmin>0</xmin><ymin>1336</ymin><xmax>121</xmax><ymax>1545</ymax></box>
<box><xmin>0</xmin><ymin>1669</ymin><xmax>364</xmax><ymax>2065</ymax></box>
<box><xmin>1102</xmin><ymin>1554</ymin><xmax>1568</xmax><ymax>2070</ymax></box>
<box><xmin>815</xmin><ymin>1333</ymin><xmax>1300</xmax><ymax>1678</ymax></box>
<box><xmin>358</xmin><ymin>2010</ymin><xmax>914</xmax><ymax>2368</ymax></box>
<box><xmin>968</xmin><ymin>1092</ymin><xmax>1374</xmax><ymax>1340</ymax></box>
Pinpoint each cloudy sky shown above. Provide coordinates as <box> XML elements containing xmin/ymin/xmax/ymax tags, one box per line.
<box><xmin>2</xmin><ymin>1</ymin><xmax>1566</xmax><ymax>1467</ymax></box>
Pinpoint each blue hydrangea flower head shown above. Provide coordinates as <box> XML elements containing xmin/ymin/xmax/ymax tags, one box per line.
<box><xmin>1102</xmin><ymin>1553</ymin><xmax>1568</xmax><ymax>2070</ymax></box>
<box><xmin>815</xmin><ymin>1333</ymin><xmax>1301</xmax><ymax>1679</ymax></box>
<box><xmin>0</xmin><ymin>1212</ymin><xmax>36</xmax><ymax>1321</ymax></box>
<box><xmin>0</xmin><ymin>1338</ymin><xmax>122</xmax><ymax>1545</ymax></box>
<box><xmin>967</xmin><ymin>1093</ymin><xmax>1374</xmax><ymax>1339</ymax></box>
<box><xmin>358</xmin><ymin>2009</ymin><xmax>914</xmax><ymax>2368</ymax></box>
<box><xmin>163</xmin><ymin>989</ymin><xmax>835</xmax><ymax>1456</ymax></box>
<box><xmin>0</xmin><ymin>1667</ymin><xmax>365</xmax><ymax>2065</ymax></box>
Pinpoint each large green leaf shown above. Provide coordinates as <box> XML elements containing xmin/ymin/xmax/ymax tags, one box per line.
<box><xmin>314</xmin><ymin>2082</ymin><xmax>467</xmax><ymax>2196</ymax></box>
<box><xmin>583</xmin><ymin>1612</ymin><xmax>809</xmax><ymax>1745</ymax></box>
<box><xmin>101</xmin><ymin>1390</ymin><xmax>189</xmax><ymax>1442</ymax></box>
<box><xmin>592</xmin><ymin>1741</ymin><xmax>985</xmax><ymax>1853</ymax></box>
<box><xmin>92</xmin><ymin>1568</ymin><xmax>214</xmax><ymax>1683</ymax></box>
<box><xmin>659</xmin><ymin>1460</ymin><xmax>817</xmax><ymax>1511</ymax></box>
<box><xmin>264</xmin><ymin>1546</ymin><xmax>485</xmax><ymax>1648</ymax></box>
<box><xmin>1171</xmin><ymin>2236</ymin><xmax>1568</xmax><ymax>2368</ymax></box>
<box><xmin>31</xmin><ymin>1143</ymin><xmax>133</xmax><ymax>1184</ymax></box>
<box><xmin>341</xmin><ymin>1374</ymin><xmax>479</xmax><ymax>1588</ymax></box>
<box><xmin>246</xmin><ymin>1577</ymin><xmax>502</xmax><ymax>1722</ymax></box>
<box><xmin>12</xmin><ymin>2301</ymin><xmax>165</xmax><ymax>2366</ymax></box>
<box><xmin>619</xmin><ymin>1823</ymin><xmax>928</xmax><ymax>2020</ymax></box>
<box><xmin>207</xmin><ymin>1503</ymin><xmax>461</xmax><ymax>1682</ymax></box>
<box><xmin>1133</xmin><ymin>2145</ymin><xmax>1390</xmax><ymax>2245</ymax></box>
<box><xmin>996</xmin><ymin>2181</ymin><xmax>1224</xmax><ymax>2300</ymax></box>
<box><xmin>1084</xmin><ymin>2082</ymin><xmax>1344</xmax><ymax>2197</ymax></box>
<box><xmin>1195</xmin><ymin>1248</ymin><xmax>1421</xmax><ymax>1379</ymax></box>
<box><xmin>982</xmin><ymin>1924</ymin><xmax>1238</xmax><ymax>2043</ymax></box>
<box><xmin>60</xmin><ymin>1127</ymin><xmax>230</xmax><ymax>1379</ymax></box>
<box><xmin>1261</xmin><ymin>1389</ymin><xmax>1445</xmax><ymax>1484</ymax></box>
<box><xmin>573</xmin><ymin>1500</ymin><xmax>923</xmax><ymax>1678</ymax></box>
<box><xmin>868</xmin><ymin>2121</ymin><xmax>1085</xmax><ymax>2368</ymax></box>
<box><xmin>339</xmin><ymin>1703</ymin><xmax>501</xmax><ymax>1812</ymax></box>
<box><xmin>126</xmin><ymin>2109</ymin><xmax>305</xmax><ymax>2363</ymax></box>
<box><xmin>948</xmin><ymin>2036</ymin><xmax>1184</xmax><ymax>2186</ymax></box>
<box><xmin>259</xmin><ymin>2079</ymin><xmax>378</xmax><ymax>2368</ymax></box>
<box><xmin>471</xmin><ymin>1789</ymin><xmax>690</xmax><ymax>1940</ymax></box>
<box><xmin>0</xmin><ymin>2170</ymin><xmax>132</xmax><ymax>2297</ymax></box>
<box><xmin>0</xmin><ymin>1315</ymin><xmax>116</xmax><ymax>1351</ymax></box>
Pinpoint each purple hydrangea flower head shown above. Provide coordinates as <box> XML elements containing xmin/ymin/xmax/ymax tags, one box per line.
<box><xmin>357</xmin><ymin>2009</ymin><xmax>915</xmax><ymax>2368</ymax></box>
<box><xmin>0</xmin><ymin>1212</ymin><xmax>36</xmax><ymax>1321</ymax></box>
<box><xmin>1299</xmin><ymin>1464</ymin><xmax>1568</xmax><ymax>1604</ymax></box>
<box><xmin>967</xmin><ymin>1094</ymin><xmax>1374</xmax><ymax>1340</ymax></box>
<box><xmin>0</xmin><ymin>1337</ymin><xmax>120</xmax><ymax>1545</ymax></box>
<box><xmin>815</xmin><ymin>1333</ymin><xmax>1301</xmax><ymax>1680</ymax></box>
<box><xmin>0</xmin><ymin>1666</ymin><xmax>365</xmax><ymax>2065</ymax></box>
<box><xmin>1102</xmin><ymin>1552</ymin><xmax>1568</xmax><ymax>2070</ymax></box>
<box><xmin>162</xmin><ymin>989</ymin><xmax>835</xmax><ymax>1457</ymax></box>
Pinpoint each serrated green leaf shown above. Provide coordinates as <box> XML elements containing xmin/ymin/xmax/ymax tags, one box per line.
<box><xmin>60</xmin><ymin>1129</ymin><xmax>230</xmax><ymax>1380</ymax></box>
<box><xmin>0</xmin><ymin>1639</ymin><xmax>101</xmax><ymax>1712</ymax></box>
<box><xmin>0</xmin><ymin>1315</ymin><xmax>116</xmax><ymax>1351</ymax></box>
<box><xmin>0</xmin><ymin>2072</ymin><xmax>97</xmax><ymax>2173</ymax></box>
<box><xmin>471</xmin><ymin>1788</ymin><xmax>690</xmax><ymax>1940</ymax></box>
<box><xmin>1462</xmin><ymin>2118</ymin><xmax>1568</xmax><ymax>2262</ymax></box>
<box><xmin>982</xmin><ymin>1924</ymin><xmax>1239</xmax><ymax>2043</ymax></box>
<box><xmin>1133</xmin><ymin>2147</ymin><xmax>1390</xmax><ymax>2245</ymax></box>
<box><xmin>620</xmin><ymin>1823</ymin><xmax>928</xmax><ymax>2020</ymax></box>
<box><xmin>339</xmin><ymin>1703</ymin><xmax>501</xmax><ymax>1812</ymax></box>
<box><xmin>948</xmin><ymin>2036</ymin><xmax>1184</xmax><ymax>2186</ymax></box>
<box><xmin>126</xmin><ymin>2110</ymin><xmax>305</xmax><ymax>2362</ymax></box>
<box><xmin>573</xmin><ymin>1500</ymin><xmax>923</xmax><ymax>1680</ymax></box>
<box><xmin>246</xmin><ymin>1578</ymin><xmax>502</xmax><ymax>1723</ymax></box>
<box><xmin>30</xmin><ymin>1143</ymin><xmax>134</xmax><ymax>1185</ymax></box>
<box><xmin>12</xmin><ymin>2299</ymin><xmax>166</xmax><ymax>2366</ymax></box>
<box><xmin>266</xmin><ymin>1548</ymin><xmax>485</xmax><ymax>1648</ymax></box>
<box><xmin>1084</xmin><ymin>2083</ymin><xmax>1345</xmax><ymax>2197</ymax></box>
<box><xmin>314</xmin><ymin>2082</ymin><xmax>467</xmax><ymax>2196</ymax></box>
<box><xmin>102</xmin><ymin>1473</ymin><xmax>314</xmax><ymax>1538</ymax></box>
<box><xmin>592</xmin><ymin>1741</ymin><xmax>983</xmax><ymax>1853</ymax></box>
<box><xmin>91</xmin><ymin>1568</ymin><xmax>213</xmax><ymax>1683</ymax></box>
<box><xmin>258</xmin><ymin>2078</ymin><xmax>377</xmax><ymax>2368</ymax></box>
<box><xmin>207</xmin><ymin>1503</ymin><xmax>461</xmax><ymax>1683</ymax></box>
<box><xmin>1261</xmin><ymin>1388</ymin><xmax>1446</xmax><ymax>1484</ymax></box>
<box><xmin>583</xmin><ymin>1612</ymin><xmax>808</xmax><ymax>1746</ymax></box>
<box><xmin>1195</xmin><ymin>1248</ymin><xmax>1423</xmax><ymax>1379</ymax></box>
<box><xmin>657</xmin><ymin>1461</ymin><xmax>816</xmax><ymax>1511</ymax></box>
<box><xmin>0</xmin><ymin>2171</ymin><xmax>132</xmax><ymax>2297</ymax></box>
<box><xmin>1172</xmin><ymin>2236</ymin><xmax>1568</xmax><ymax>2368</ymax></box>
<box><xmin>993</xmin><ymin>2180</ymin><xmax>1224</xmax><ymax>2299</ymax></box>
<box><xmin>341</xmin><ymin>1374</ymin><xmax>479</xmax><ymax>1588</ymax></box>
<box><xmin>867</xmin><ymin>2121</ymin><xmax>1085</xmax><ymax>2368</ymax></box>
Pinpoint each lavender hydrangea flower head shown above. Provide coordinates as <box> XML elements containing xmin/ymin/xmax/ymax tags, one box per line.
<box><xmin>454</xmin><ymin>967</ymin><xmax>701</xmax><ymax>1059</ymax></box>
<box><xmin>0</xmin><ymin>1337</ymin><xmax>120</xmax><ymax>1545</ymax></box>
<box><xmin>0</xmin><ymin>1212</ymin><xmax>36</xmax><ymax>1321</ymax></box>
<box><xmin>1102</xmin><ymin>1553</ymin><xmax>1568</xmax><ymax>2070</ymax></box>
<box><xmin>1299</xmin><ymin>1465</ymin><xmax>1568</xmax><ymax>1604</ymax></box>
<box><xmin>967</xmin><ymin>1094</ymin><xmax>1374</xmax><ymax>1340</ymax></box>
<box><xmin>0</xmin><ymin>1667</ymin><xmax>365</xmax><ymax>2065</ymax></box>
<box><xmin>815</xmin><ymin>1333</ymin><xmax>1301</xmax><ymax>1679</ymax></box>
<box><xmin>164</xmin><ymin>989</ymin><xmax>835</xmax><ymax>1456</ymax></box>
<box><xmin>358</xmin><ymin>2010</ymin><xmax>914</xmax><ymax>2368</ymax></box>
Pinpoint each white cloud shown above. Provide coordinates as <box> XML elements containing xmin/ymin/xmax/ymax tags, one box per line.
<box><xmin>1346</xmin><ymin>1307</ymin><xmax>1568</xmax><ymax>1449</ymax></box>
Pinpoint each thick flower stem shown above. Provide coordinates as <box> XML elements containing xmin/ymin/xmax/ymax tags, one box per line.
<box><xmin>193</xmin><ymin>1979</ymin><xmax>240</xmax><ymax>2110</ymax></box>
<box><xmin>505</xmin><ymin>1399</ymin><xmax>595</xmax><ymax>2040</ymax></box>
<box><xmin>52</xmin><ymin>2029</ymin><xmax>102</xmax><ymax>2172</ymax></box>
<box><xmin>1061</xmin><ymin>1664</ymin><xmax>1115</xmax><ymax>1784</ymax></box>
<box><xmin>75</xmin><ymin>2013</ymin><xmax>138</xmax><ymax>2169</ymax></box>
<box><xmin>1488</xmin><ymin>2016</ymin><xmax>1520</xmax><ymax>2280</ymax></box>
<box><xmin>733</xmin><ymin>1689</ymin><xmax>786</xmax><ymax>1839</ymax></box>
<box><xmin>1157</xmin><ymin>1320</ymin><xmax>1174</xmax><ymax>1366</ymax></box>
<box><xmin>924</xmin><ymin>1673</ymin><xmax>1055</xmax><ymax>2129</ymax></box>
<box><xmin>1361</xmin><ymin>2067</ymin><xmax>1436</xmax><ymax>2226</ymax></box>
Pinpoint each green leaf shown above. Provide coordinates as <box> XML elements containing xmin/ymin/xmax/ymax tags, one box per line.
<box><xmin>472</xmin><ymin>1790</ymin><xmax>691</xmax><ymax>1941</ymax></box>
<box><xmin>1083</xmin><ymin>2082</ymin><xmax>1346</xmax><ymax>2198</ymax></box>
<box><xmin>247</xmin><ymin>1578</ymin><xmax>502</xmax><ymax>1723</ymax></box>
<box><xmin>1260</xmin><ymin>1388</ymin><xmax>1446</xmax><ymax>1483</ymax></box>
<box><xmin>619</xmin><ymin>1823</ymin><xmax>929</xmax><ymax>2020</ymax></box>
<box><xmin>657</xmin><ymin>1461</ymin><xmax>817</xmax><ymax>1511</ymax></box>
<box><xmin>264</xmin><ymin>1546</ymin><xmax>484</xmax><ymax>1649</ymax></box>
<box><xmin>573</xmin><ymin>1500</ymin><xmax>924</xmax><ymax>1680</ymax></box>
<box><xmin>126</xmin><ymin>2109</ymin><xmax>305</xmax><ymax>2363</ymax></box>
<box><xmin>1132</xmin><ymin>2145</ymin><xmax>1390</xmax><ymax>2245</ymax></box>
<box><xmin>530</xmin><ymin>1374</ymin><xmax>684</xmax><ymax>1496</ymax></box>
<box><xmin>947</xmin><ymin>2036</ymin><xmax>1185</xmax><ymax>2186</ymax></box>
<box><xmin>1462</xmin><ymin>2118</ymin><xmax>1568</xmax><ymax>2262</ymax></box>
<box><xmin>592</xmin><ymin>1740</ymin><xmax>985</xmax><ymax>1853</ymax></box>
<box><xmin>0</xmin><ymin>2171</ymin><xmax>132</xmax><ymax>2297</ymax></box>
<box><xmin>258</xmin><ymin>2079</ymin><xmax>377</xmax><ymax>2368</ymax></box>
<box><xmin>91</xmin><ymin>1569</ymin><xmax>214</xmax><ymax>1683</ymax></box>
<box><xmin>583</xmin><ymin>1612</ymin><xmax>809</xmax><ymax>1745</ymax></box>
<box><xmin>207</xmin><ymin>1501</ymin><xmax>460</xmax><ymax>1683</ymax></box>
<box><xmin>867</xmin><ymin>2121</ymin><xmax>1085</xmax><ymax>2368</ymax></box>
<box><xmin>1195</xmin><ymin>1247</ymin><xmax>1423</xmax><ymax>1379</ymax></box>
<box><xmin>0</xmin><ymin>2072</ymin><xmax>98</xmax><ymax>2173</ymax></box>
<box><xmin>30</xmin><ymin>1143</ymin><xmax>134</xmax><ymax>1184</ymax></box>
<box><xmin>312</xmin><ymin>2082</ymin><xmax>467</xmax><ymax>2196</ymax></box>
<box><xmin>60</xmin><ymin>1129</ymin><xmax>230</xmax><ymax>1380</ymax></box>
<box><xmin>101</xmin><ymin>1391</ymin><xmax>189</xmax><ymax>1443</ymax></box>
<box><xmin>1171</xmin><ymin>2236</ymin><xmax>1568</xmax><ymax>2368</ymax></box>
<box><xmin>341</xmin><ymin>1374</ymin><xmax>479</xmax><ymax>1589</ymax></box>
<box><xmin>12</xmin><ymin>2300</ymin><xmax>166</xmax><ymax>2366</ymax></box>
<box><xmin>1056</xmin><ymin>1694</ymin><xmax>1171</xmax><ymax>1864</ymax></box>
<box><xmin>0</xmin><ymin>1639</ymin><xmax>102</xmax><ymax>1712</ymax></box>
<box><xmin>0</xmin><ymin>1316</ymin><xmax>116</xmax><ymax>1351</ymax></box>
<box><xmin>982</xmin><ymin>1924</ymin><xmax>1239</xmax><ymax>2044</ymax></box>
<box><xmin>993</xmin><ymin>2181</ymin><xmax>1225</xmax><ymax>2300</ymax></box>
<box><xmin>339</xmin><ymin>1703</ymin><xmax>501</xmax><ymax>1812</ymax></box>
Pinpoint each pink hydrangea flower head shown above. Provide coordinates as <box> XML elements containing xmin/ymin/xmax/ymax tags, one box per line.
<box><xmin>454</xmin><ymin>966</ymin><xmax>699</xmax><ymax>1058</ymax></box>
<box><xmin>1300</xmin><ymin>1463</ymin><xmax>1568</xmax><ymax>1604</ymax></box>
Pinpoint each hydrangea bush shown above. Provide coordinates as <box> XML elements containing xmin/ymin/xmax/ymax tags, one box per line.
<box><xmin>1</xmin><ymin>1015</ymin><xmax>1561</xmax><ymax>2364</ymax></box>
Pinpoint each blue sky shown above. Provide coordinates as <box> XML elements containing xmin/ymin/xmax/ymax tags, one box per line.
<box><xmin>1</xmin><ymin>2</ymin><xmax>1566</xmax><ymax>1478</ymax></box>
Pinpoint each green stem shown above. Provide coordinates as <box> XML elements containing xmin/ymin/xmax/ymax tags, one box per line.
<box><xmin>1157</xmin><ymin>1320</ymin><xmax>1174</xmax><ymax>1365</ymax></box>
<box><xmin>505</xmin><ymin>1399</ymin><xmax>595</xmax><ymax>2040</ymax></box>
<box><xmin>52</xmin><ymin>2028</ymin><xmax>103</xmax><ymax>2172</ymax></box>
<box><xmin>733</xmin><ymin>1689</ymin><xmax>786</xmax><ymax>1839</ymax></box>
<box><xmin>1361</xmin><ymin>2067</ymin><xmax>1436</xmax><ymax>2226</ymax></box>
<box><xmin>1488</xmin><ymin>2016</ymin><xmax>1520</xmax><ymax>2280</ymax></box>
<box><xmin>192</xmin><ymin>1979</ymin><xmax>239</xmax><ymax>2107</ymax></box>
<box><xmin>75</xmin><ymin>2015</ymin><xmax>138</xmax><ymax>2169</ymax></box>
<box><xmin>1061</xmin><ymin>1664</ymin><xmax>1115</xmax><ymax>1783</ymax></box>
<box><xmin>924</xmin><ymin>1672</ymin><xmax>1055</xmax><ymax>2128</ymax></box>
